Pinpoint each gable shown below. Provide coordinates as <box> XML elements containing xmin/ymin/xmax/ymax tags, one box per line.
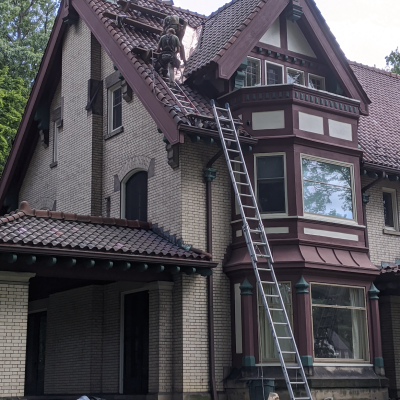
<box><xmin>286</xmin><ymin>20</ymin><xmax>316</xmax><ymax>58</ymax></box>
<box><xmin>259</xmin><ymin>17</ymin><xmax>280</xmax><ymax>48</ymax></box>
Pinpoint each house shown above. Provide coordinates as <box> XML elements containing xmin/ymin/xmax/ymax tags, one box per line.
<box><xmin>0</xmin><ymin>0</ymin><xmax>395</xmax><ymax>399</ymax></box>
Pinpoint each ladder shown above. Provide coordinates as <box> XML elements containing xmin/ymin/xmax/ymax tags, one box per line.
<box><xmin>163</xmin><ymin>77</ymin><xmax>200</xmax><ymax>115</ymax></box>
<box><xmin>211</xmin><ymin>101</ymin><xmax>312</xmax><ymax>400</ymax></box>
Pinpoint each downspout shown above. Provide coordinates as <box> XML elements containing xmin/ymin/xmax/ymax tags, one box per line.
<box><xmin>361</xmin><ymin>171</ymin><xmax>386</xmax><ymax>253</ymax></box>
<box><xmin>204</xmin><ymin>149</ymin><xmax>223</xmax><ymax>400</ymax></box>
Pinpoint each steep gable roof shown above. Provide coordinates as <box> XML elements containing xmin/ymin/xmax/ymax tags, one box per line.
<box><xmin>350</xmin><ymin>62</ymin><xmax>400</xmax><ymax>172</ymax></box>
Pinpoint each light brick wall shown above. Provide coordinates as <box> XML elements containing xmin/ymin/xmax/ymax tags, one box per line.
<box><xmin>44</xmin><ymin>285</ymin><xmax>104</xmax><ymax>394</ymax></box>
<box><xmin>0</xmin><ymin>274</ymin><xmax>32</xmax><ymax>398</ymax></box>
<box><xmin>363</xmin><ymin>176</ymin><xmax>400</xmax><ymax>265</ymax></box>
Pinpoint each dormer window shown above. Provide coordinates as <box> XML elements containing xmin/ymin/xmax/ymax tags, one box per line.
<box><xmin>309</xmin><ymin>74</ymin><xmax>326</xmax><ymax>91</ymax></box>
<box><xmin>245</xmin><ymin>57</ymin><xmax>261</xmax><ymax>87</ymax></box>
<box><xmin>266</xmin><ymin>62</ymin><xmax>283</xmax><ymax>85</ymax></box>
<box><xmin>287</xmin><ymin>68</ymin><xmax>305</xmax><ymax>85</ymax></box>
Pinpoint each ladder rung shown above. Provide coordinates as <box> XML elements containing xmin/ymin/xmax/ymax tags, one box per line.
<box><xmin>219</xmin><ymin>117</ymin><xmax>230</xmax><ymax>121</ymax></box>
<box><xmin>215</xmin><ymin>106</ymin><xmax>228</xmax><ymax>111</ymax></box>
<box><xmin>269</xmin><ymin>308</ymin><xmax>283</xmax><ymax>311</ymax></box>
<box><xmin>243</xmin><ymin>205</ymin><xmax>256</xmax><ymax>208</ymax></box>
<box><xmin>250</xmin><ymin>229</ymin><xmax>262</xmax><ymax>233</ymax></box>
<box><xmin>264</xmin><ymin>294</ymin><xmax>279</xmax><ymax>298</ymax></box>
<box><xmin>234</xmin><ymin>171</ymin><xmax>247</xmax><ymax>175</ymax></box>
<box><xmin>290</xmin><ymin>382</ymin><xmax>305</xmax><ymax>385</ymax></box>
<box><xmin>286</xmin><ymin>366</ymin><xmax>301</xmax><ymax>369</ymax></box>
<box><xmin>258</xmin><ymin>268</ymin><xmax>272</xmax><ymax>271</ymax></box>
<box><xmin>282</xmin><ymin>351</ymin><xmax>296</xmax><ymax>354</ymax></box>
<box><xmin>295</xmin><ymin>397</ymin><xmax>311</xmax><ymax>399</ymax></box>
<box><xmin>246</xmin><ymin>217</ymin><xmax>259</xmax><ymax>220</ymax></box>
<box><xmin>257</xmin><ymin>254</ymin><xmax>271</xmax><ymax>258</ymax></box>
<box><xmin>253</xmin><ymin>242</ymin><xmax>268</xmax><ymax>246</ymax></box>
<box><xmin>227</xmin><ymin>149</ymin><xmax>240</xmax><ymax>152</ymax></box>
<box><xmin>224</xmin><ymin>138</ymin><xmax>237</xmax><ymax>142</ymax></box>
<box><xmin>261</xmin><ymin>281</ymin><xmax>275</xmax><ymax>284</ymax></box>
<box><xmin>236</xmin><ymin>182</ymin><xmax>249</xmax><ymax>186</ymax></box>
<box><xmin>277</xmin><ymin>337</ymin><xmax>292</xmax><ymax>339</ymax></box>
<box><xmin>230</xmin><ymin>159</ymin><xmax>242</xmax><ymax>163</ymax></box>
<box><xmin>240</xmin><ymin>193</ymin><xmax>252</xmax><ymax>197</ymax></box>
<box><xmin>222</xmin><ymin>128</ymin><xmax>234</xmax><ymax>131</ymax></box>
<box><xmin>273</xmin><ymin>322</ymin><xmax>288</xmax><ymax>325</ymax></box>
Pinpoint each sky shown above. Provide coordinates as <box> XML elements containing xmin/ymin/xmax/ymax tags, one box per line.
<box><xmin>173</xmin><ymin>0</ymin><xmax>399</xmax><ymax>69</ymax></box>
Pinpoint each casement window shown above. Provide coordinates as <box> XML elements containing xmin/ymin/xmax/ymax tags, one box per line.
<box><xmin>245</xmin><ymin>57</ymin><xmax>261</xmax><ymax>87</ymax></box>
<box><xmin>256</xmin><ymin>154</ymin><xmax>287</xmax><ymax>215</ymax></box>
<box><xmin>383</xmin><ymin>188</ymin><xmax>399</xmax><ymax>230</ymax></box>
<box><xmin>266</xmin><ymin>62</ymin><xmax>283</xmax><ymax>85</ymax></box>
<box><xmin>121</xmin><ymin>171</ymin><xmax>148</xmax><ymax>221</ymax></box>
<box><xmin>311</xmin><ymin>283</ymin><xmax>369</xmax><ymax>361</ymax></box>
<box><xmin>53</xmin><ymin>122</ymin><xmax>58</xmax><ymax>164</ymax></box>
<box><xmin>258</xmin><ymin>282</ymin><xmax>292</xmax><ymax>362</ymax></box>
<box><xmin>287</xmin><ymin>68</ymin><xmax>305</xmax><ymax>85</ymax></box>
<box><xmin>301</xmin><ymin>156</ymin><xmax>355</xmax><ymax>221</ymax></box>
<box><xmin>108</xmin><ymin>84</ymin><xmax>122</xmax><ymax>133</ymax></box>
<box><xmin>308</xmin><ymin>74</ymin><xmax>326</xmax><ymax>91</ymax></box>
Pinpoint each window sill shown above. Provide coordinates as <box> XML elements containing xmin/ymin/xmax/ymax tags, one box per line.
<box><xmin>105</xmin><ymin>126</ymin><xmax>124</xmax><ymax>140</ymax></box>
<box><xmin>383</xmin><ymin>228</ymin><xmax>400</xmax><ymax>236</ymax></box>
<box><xmin>50</xmin><ymin>161</ymin><xmax>58</xmax><ymax>168</ymax></box>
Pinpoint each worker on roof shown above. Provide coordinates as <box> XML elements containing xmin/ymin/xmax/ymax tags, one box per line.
<box><xmin>162</xmin><ymin>14</ymin><xmax>187</xmax><ymax>64</ymax></box>
<box><xmin>156</xmin><ymin>28</ymin><xmax>181</xmax><ymax>85</ymax></box>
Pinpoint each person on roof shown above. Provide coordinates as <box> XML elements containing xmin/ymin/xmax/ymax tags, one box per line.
<box><xmin>162</xmin><ymin>15</ymin><xmax>187</xmax><ymax>64</ymax></box>
<box><xmin>156</xmin><ymin>28</ymin><xmax>181</xmax><ymax>84</ymax></box>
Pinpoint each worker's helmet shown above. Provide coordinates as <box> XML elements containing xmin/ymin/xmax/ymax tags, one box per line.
<box><xmin>167</xmin><ymin>28</ymin><xmax>176</xmax><ymax>35</ymax></box>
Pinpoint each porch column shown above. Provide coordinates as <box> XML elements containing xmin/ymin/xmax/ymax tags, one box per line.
<box><xmin>369</xmin><ymin>283</ymin><xmax>384</xmax><ymax>376</ymax></box>
<box><xmin>148</xmin><ymin>281</ymin><xmax>174</xmax><ymax>397</ymax></box>
<box><xmin>295</xmin><ymin>276</ymin><xmax>313</xmax><ymax>370</ymax></box>
<box><xmin>240</xmin><ymin>278</ymin><xmax>255</xmax><ymax>366</ymax></box>
<box><xmin>0</xmin><ymin>271</ymin><xmax>35</xmax><ymax>398</ymax></box>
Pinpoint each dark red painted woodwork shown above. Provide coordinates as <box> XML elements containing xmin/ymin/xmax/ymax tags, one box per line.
<box><xmin>370</xmin><ymin>299</ymin><xmax>383</xmax><ymax>360</ymax></box>
<box><xmin>241</xmin><ymin>288</ymin><xmax>256</xmax><ymax>361</ymax></box>
<box><xmin>295</xmin><ymin>289</ymin><xmax>313</xmax><ymax>358</ymax></box>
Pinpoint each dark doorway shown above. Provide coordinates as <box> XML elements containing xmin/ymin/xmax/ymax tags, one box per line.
<box><xmin>25</xmin><ymin>311</ymin><xmax>47</xmax><ymax>395</ymax></box>
<box><xmin>123</xmin><ymin>290</ymin><xmax>149</xmax><ymax>394</ymax></box>
<box><xmin>125</xmin><ymin>171</ymin><xmax>148</xmax><ymax>221</ymax></box>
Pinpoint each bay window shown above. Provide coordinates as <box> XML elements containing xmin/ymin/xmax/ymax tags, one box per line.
<box><xmin>258</xmin><ymin>282</ymin><xmax>292</xmax><ymax>362</ymax></box>
<box><xmin>245</xmin><ymin>57</ymin><xmax>261</xmax><ymax>87</ymax></box>
<box><xmin>302</xmin><ymin>156</ymin><xmax>355</xmax><ymax>220</ymax></box>
<box><xmin>287</xmin><ymin>68</ymin><xmax>305</xmax><ymax>85</ymax></box>
<box><xmin>311</xmin><ymin>283</ymin><xmax>369</xmax><ymax>361</ymax></box>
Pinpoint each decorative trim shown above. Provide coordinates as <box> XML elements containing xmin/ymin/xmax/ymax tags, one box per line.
<box><xmin>242</xmin><ymin>355</ymin><xmax>256</xmax><ymax>367</ymax></box>
<box><xmin>295</xmin><ymin>276</ymin><xmax>309</xmax><ymax>294</ymax></box>
<box><xmin>203</xmin><ymin>167</ymin><xmax>217</xmax><ymax>182</ymax></box>
<box><xmin>373</xmin><ymin>357</ymin><xmax>384</xmax><ymax>368</ymax></box>
<box><xmin>300</xmin><ymin>355</ymin><xmax>313</xmax><ymax>367</ymax></box>
<box><xmin>264</xmin><ymin>227</ymin><xmax>289</xmax><ymax>234</ymax></box>
<box><xmin>240</xmin><ymin>277</ymin><xmax>253</xmax><ymax>296</ymax></box>
<box><xmin>303</xmin><ymin>228</ymin><xmax>358</xmax><ymax>242</ymax></box>
<box><xmin>117</xmin><ymin>155</ymin><xmax>153</xmax><ymax>181</ymax></box>
<box><xmin>0</xmin><ymin>271</ymin><xmax>36</xmax><ymax>285</ymax></box>
<box><xmin>368</xmin><ymin>283</ymin><xmax>380</xmax><ymax>300</ymax></box>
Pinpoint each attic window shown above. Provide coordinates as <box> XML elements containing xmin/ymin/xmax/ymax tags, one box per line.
<box><xmin>287</xmin><ymin>68</ymin><xmax>304</xmax><ymax>85</ymax></box>
<box><xmin>245</xmin><ymin>57</ymin><xmax>261</xmax><ymax>87</ymax></box>
<box><xmin>266</xmin><ymin>62</ymin><xmax>283</xmax><ymax>85</ymax></box>
<box><xmin>309</xmin><ymin>74</ymin><xmax>326</xmax><ymax>91</ymax></box>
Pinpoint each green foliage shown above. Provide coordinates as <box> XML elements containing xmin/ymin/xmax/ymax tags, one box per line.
<box><xmin>0</xmin><ymin>0</ymin><xmax>58</xmax><ymax>86</ymax></box>
<box><xmin>385</xmin><ymin>48</ymin><xmax>400</xmax><ymax>75</ymax></box>
<box><xmin>0</xmin><ymin>67</ymin><xmax>28</xmax><ymax>174</ymax></box>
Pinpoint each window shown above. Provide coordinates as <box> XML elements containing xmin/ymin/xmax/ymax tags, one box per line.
<box><xmin>256</xmin><ymin>154</ymin><xmax>286</xmax><ymax>214</ymax></box>
<box><xmin>258</xmin><ymin>282</ymin><xmax>292</xmax><ymax>362</ymax></box>
<box><xmin>53</xmin><ymin>122</ymin><xmax>58</xmax><ymax>163</ymax></box>
<box><xmin>287</xmin><ymin>68</ymin><xmax>305</xmax><ymax>85</ymax></box>
<box><xmin>245</xmin><ymin>57</ymin><xmax>261</xmax><ymax>87</ymax></box>
<box><xmin>302</xmin><ymin>156</ymin><xmax>355</xmax><ymax>220</ymax></box>
<box><xmin>383</xmin><ymin>188</ymin><xmax>398</xmax><ymax>230</ymax></box>
<box><xmin>122</xmin><ymin>171</ymin><xmax>148</xmax><ymax>221</ymax></box>
<box><xmin>311</xmin><ymin>283</ymin><xmax>369</xmax><ymax>361</ymax></box>
<box><xmin>309</xmin><ymin>74</ymin><xmax>326</xmax><ymax>91</ymax></box>
<box><xmin>266</xmin><ymin>62</ymin><xmax>283</xmax><ymax>85</ymax></box>
<box><xmin>109</xmin><ymin>84</ymin><xmax>122</xmax><ymax>132</ymax></box>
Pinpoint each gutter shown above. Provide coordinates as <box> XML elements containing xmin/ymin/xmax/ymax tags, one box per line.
<box><xmin>205</xmin><ymin>149</ymin><xmax>224</xmax><ymax>400</ymax></box>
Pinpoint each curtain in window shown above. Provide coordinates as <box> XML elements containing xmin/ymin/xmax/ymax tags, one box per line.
<box><xmin>349</xmin><ymin>288</ymin><xmax>366</xmax><ymax>360</ymax></box>
<box><xmin>259</xmin><ymin>284</ymin><xmax>292</xmax><ymax>361</ymax></box>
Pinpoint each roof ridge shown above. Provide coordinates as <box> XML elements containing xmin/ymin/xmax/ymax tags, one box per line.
<box><xmin>349</xmin><ymin>60</ymin><xmax>400</xmax><ymax>80</ymax></box>
<box><xmin>7</xmin><ymin>201</ymin><xmax>152</xmax><ymax>230</ymax></box>
<box><xmin>206</xmin><ymin>0</ymin><xmax>260</xmax><ymax>20</ymax></box>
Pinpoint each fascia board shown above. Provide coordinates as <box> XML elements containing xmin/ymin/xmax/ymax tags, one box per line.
<box><xmin>217</xmin><ymin>0</ymin><xmax>290</xmax><ymax>80</ymax></box>
<box><xmin>0</xmin><ymin>6</ymin><xmax>68</xmax><ymax>206</ymax></box>
<box><xmin>72</xmin><ymin>0</ymin><xmax>180</xmax><ymax>145</ymax></box>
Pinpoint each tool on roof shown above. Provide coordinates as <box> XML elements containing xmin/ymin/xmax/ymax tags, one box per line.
<box><xmin>103</xmin><ymin>11</ymin><xmax>163</xmax><ymax>34</ymax></box>
<box><xmin>210</xmin><ymin>101</ymin><xmax>313</xmax><ymax>400</ymax></box>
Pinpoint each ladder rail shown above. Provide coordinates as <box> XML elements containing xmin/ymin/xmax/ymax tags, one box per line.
<box><xmin>211</xmin><ymin>101</ymin><xmax>313</xmax><ymax>400</ymax></box>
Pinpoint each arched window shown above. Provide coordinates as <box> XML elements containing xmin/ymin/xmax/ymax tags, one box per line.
<box><xmin>123</xmin><ymin>171</ymin><xmax>148</xmax><ymax>221</ymax></box>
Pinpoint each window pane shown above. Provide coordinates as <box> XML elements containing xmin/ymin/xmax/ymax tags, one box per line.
<box><xmin>258</xmin><ymin>179</ymin><xmax>286</xmax><ymax>213</ymax></box>
<box><xmin>303</xmin><ymin>181</ymin><xmax>353</xmax><ymax>219</ymax></box>
<box><xmin>125</xmin><ymin>171</ymin><xmax>148</xmax><ymax>221</ymax></box>
<box><xmin>245</xmin><ymin>58</ymin><xmax>260</xmax><ymax>87</ymax></box>
<box><xmin>309</xmin><ymin>76</ymin><xmax>324</xmax><ymax>90</ymax></box>
<box><xmin>257</xmin><ymin>156</ymin><xmax>284</xmax><ymax>179</ymax></box>
<box><xmin>266</xmin><ymin>63</ymin><xmax>282</xmax><ymax>85</ymax></box>
<box><xmin>259</xmin><ymin>283</ymin><xmax>292</xmax><ymax>361</ymax></box>
<box><xmin>383</xmin><ymin>192</ymin><xmax>394</xmax><ymax>227</ymax></box>
<box><xmin>112</xmin><ymin>88</ymin><xmax>122</xmax><ymax>130</ymax></box>
<box><xmin>311</xmin><ymin>284</ymin><xmax>364</xmax><ymax>307</ymax></box>
<box><xmin>287</xmin><ymin>69</ymin><xmax>304</xmax><ymax>85</ymax></box>
<box><xmin>302</xmin><ymin>158</ymin><xmax>351</xmax><ymax>188</ymax></box>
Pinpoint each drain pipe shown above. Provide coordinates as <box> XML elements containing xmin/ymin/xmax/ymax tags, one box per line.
<box><xmin>204</xmin><ymin>148</ymin><xmax>223</xmax><ymax>400</ymax></box>
<box><xmin>361</xmin><ymin>170</ymin><xmax>386</xmax><ymax>252</ymax></box>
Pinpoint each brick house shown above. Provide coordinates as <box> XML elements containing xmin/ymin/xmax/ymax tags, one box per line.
<box><xmin>0</xmin><ymin>0</ymin><xmax>396</xmax><ymax>399</ymax></box>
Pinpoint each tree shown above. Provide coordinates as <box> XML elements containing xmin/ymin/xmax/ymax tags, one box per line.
<box><xmin>385</xmin><ymin>48</ymin><xmax>400</xmax><ymax>75</ymax></box>
<box><xmin>0</xmin><ymin>67</ymin><xmax>29</xmax><ymax>174</ymax></box>
<box><xmin>0</xmin><ymin>0</ymin><xmax>58</xmax><ymax>86</ymax></box>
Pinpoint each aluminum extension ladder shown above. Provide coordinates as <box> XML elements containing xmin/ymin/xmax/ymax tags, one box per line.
<box><xmin>210</xmin><ymin>101</ymin><xmax>312</xmax><ymax>400</ymax></box>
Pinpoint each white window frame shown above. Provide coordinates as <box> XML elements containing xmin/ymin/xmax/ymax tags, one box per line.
<box><xmin>265</xmin><ymin>60</ymin><xmax>284</xmax><ymax>86</ymax></box>
<box><xmin>108</xmin><ymin>83</ymin><xmax>122</xmax><ymax>134</ymax></box>
<box><xmin>287</xmin><ymin>67</ymin><xmax>305</xmax><ymax>86</ymax></box>
<box><xmin>310</xmin><ymin>282</ymin><xmax>370</xmax><ymax>363</ymax></box>
<box><xmin>120</xmin><ymin>169</ymin><xmax>146</xmax><ymax>219</ymax></box>
<box><xmin>308</xmin><ymin>73</ymin><xmax>326</xmax><ymax>91</ymax></box>
<box><xmin>244</xmin><ymin>56</ymin><xmax>262</xmax><ymax>87</ymax></box>
<box><xmin>254</xmin><ymin>152</ymin><xmax>288</xmax><ymax>218</ymax></box>
<box><xmin>53</xmin><ymin>122</ymin><xmax>58</xmax><ymax>163</ymax></box>
<box><xmin>300</xmin><ymin>154</ymin><xmax>357</xmax><ymax>223</ymax></box>
<box><xmin>257</xmin><ymin>281</ymin><xmax>293</xmax><ymax>364</ymax></box>
<box><xmin>382</xmin><ymin>187</ymin><xmax>399</xmax><ymax>231</ymax></box>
